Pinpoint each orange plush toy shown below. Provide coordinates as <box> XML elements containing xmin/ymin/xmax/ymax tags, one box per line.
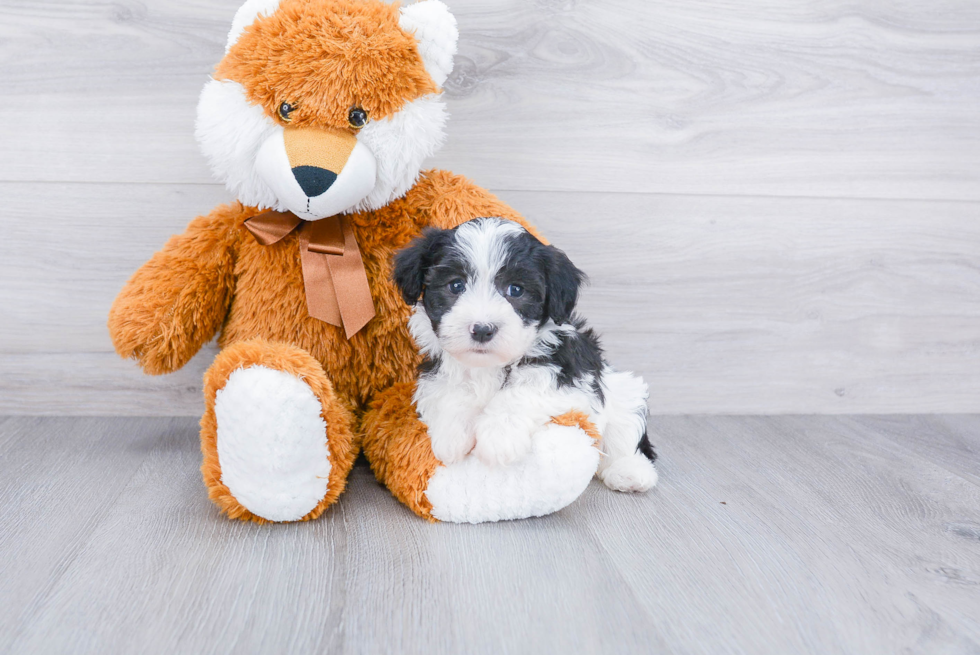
<box><xmin>108</xmin><ymin>0</ymin><xmax>601</xmax><ymax>524</ymax></box>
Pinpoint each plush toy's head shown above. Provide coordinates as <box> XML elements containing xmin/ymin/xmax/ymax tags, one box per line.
<box><xmin>196</xmin><ymin>0</ymin><xmax>458</xmax><ymax>220</ymax></box>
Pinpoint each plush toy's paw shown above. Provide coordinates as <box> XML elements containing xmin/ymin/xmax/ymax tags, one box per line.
<box><xmin>201</xmin><ymin>339</ymin><xmax>357</xmax><ymax>523</ymax></box>
<box><xmin>425</xmin><ymin>423</ymin><xmax>600</xmax><ymax>523</ymax></box>
<box><xmin>471</xmin><ymin>414</ymin><xmax>533</xmax><ymax>467</ymax></box>
<box><xmin>213</xmin><ymin>365</ymin><xmax>331</xmax><ymax>521</ymax></box>
<box><xmin>598</xmin><ymin>453</ymin><xmax>659</xmax><ymax>493</ymax></box>
<box><xmin>428</xmin><ymin>421</ymin><xmax>476</xmax><ymax>465</ymax></box>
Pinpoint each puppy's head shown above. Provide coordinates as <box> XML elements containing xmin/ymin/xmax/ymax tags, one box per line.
<box><xmin>394</xmin><ymin>217</ymin><xmax>585</xmax><ymax>367</ymax></box>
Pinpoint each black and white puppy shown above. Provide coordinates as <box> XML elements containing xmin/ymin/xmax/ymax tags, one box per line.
<box><xmin>393</xmin><ymin>217</ymin><xmax>658</xmax><ymax>492</ymax></box>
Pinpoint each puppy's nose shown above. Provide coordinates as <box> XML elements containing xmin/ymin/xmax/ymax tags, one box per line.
<box><xmin>292</xmin><ymin>166</ymin><xmax>337</xmax><ymax>197</ymax></box>
<box><xmin>470</xmin><ymin>323</ymin><xmax>498</xmax><ymax>343</ymax></box>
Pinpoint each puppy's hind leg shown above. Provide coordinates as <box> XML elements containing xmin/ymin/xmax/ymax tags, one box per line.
<box><xmin>596</xmin><ymin>369</ymin><xmax>659</xmax><ymax>492</ymax></box>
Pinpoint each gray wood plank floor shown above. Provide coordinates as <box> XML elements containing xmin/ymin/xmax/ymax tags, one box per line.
<box><xmin>2</xmin><ymin>415</ymin><xmax>978</xmax><ymax>654</ymax></box>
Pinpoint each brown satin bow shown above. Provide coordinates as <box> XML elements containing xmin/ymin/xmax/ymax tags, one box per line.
<box><xmin>244</xmin><ymin>210</ymin><xmax>375</xmax><ymax>339</ymax></box>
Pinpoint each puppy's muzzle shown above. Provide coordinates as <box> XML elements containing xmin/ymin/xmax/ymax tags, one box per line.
<box><xmin>284</xmin><ymin>126</ymin><xmax>357</xmax><ymax>198</ymax></box>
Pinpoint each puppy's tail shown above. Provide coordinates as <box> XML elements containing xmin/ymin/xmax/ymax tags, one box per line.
<box><xmin>636</xmin><ymin>430</ymin><xmax>658</xmax><ymax>463</ymax></box>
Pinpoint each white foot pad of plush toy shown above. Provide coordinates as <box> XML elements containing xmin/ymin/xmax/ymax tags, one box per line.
<box><xmin>424</xmin><ymin>423</ymin><xmax>600</xmax><ymax>524</ymax></box>
<box><xmin>214</xmin><ymin>365</ymin><xmax>331</xmax><ymax>522</ymax></box>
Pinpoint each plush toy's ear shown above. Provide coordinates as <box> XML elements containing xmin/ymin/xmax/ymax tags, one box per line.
<box><xmin>399</xmin><ymin>0</ymin><xmax>459</xmax><ymax>87</ymax></box>
<box><xmin>225</xmin><ymin>0</ymin><xmax>282</xmax><ymax>52</ymax></box>
<box><xmin>544</xmin><ymin>245</ymin><xmax>586</xmax><ymax>326</ymax></box>
<box><xmin>393</xmin><ymin>228</ymin><xmax>453</xmax><ymax>305</ymax></box>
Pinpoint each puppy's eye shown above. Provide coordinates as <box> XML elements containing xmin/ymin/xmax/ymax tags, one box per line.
<box><xmin>348</xmin><ymin>106</ymin><xmax>368</xmax><ymax>129</ymax></box>
<box><xmin>506</xmin><ymin>284</ymin><xmax>524</xmax><ymax>298</ymax></box>
<box><xmin>278</xmin><ymin>102</ymin><xmax>296</xmax><ymax>123</ymax></box>
<box><xmin>449</xmin><ymin>279</ymin><xmax>465</xmax><ymax>294</ymax></box>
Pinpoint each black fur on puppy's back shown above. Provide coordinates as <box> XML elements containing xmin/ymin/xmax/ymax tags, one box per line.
<box><xmin>520</xmin><ymin>315</ymin><xmax>606</xmax><ymax>405</ymax></box>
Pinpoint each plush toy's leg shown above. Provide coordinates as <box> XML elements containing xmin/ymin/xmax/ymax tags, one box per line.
<box><xmin>362</xmin><ymin>385</ymin><xmax>600</xmax><ymax>524</ymax></box>
<box><xmin>200</xmin><ymin>339</ymin><xmax>358</xmax><ymax>523</ymax></box>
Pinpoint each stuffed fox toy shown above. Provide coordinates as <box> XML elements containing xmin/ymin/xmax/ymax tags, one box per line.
<box><xmin>108</xmin><ymin>0</ymin><xmax>602</xmax><ymax>523</ymax></box>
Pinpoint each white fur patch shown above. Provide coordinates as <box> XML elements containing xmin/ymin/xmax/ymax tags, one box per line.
<box><xmin>349</xmin><ymin>95</ymin><xmax>449</xmax><ymax>213</ymax></box>
<box><xmin>425</xmin><ymin>423</ymin><xmax>600</xmax><ymax>523</ymax></box>
<box><xmin>226</xmin><ymin>0</ymin><xmax>282</xmax><ymax>52</ymax></box>
<box><xmin>414</xmin><ymin>354</ymin><xmax>506</xmax><ymax>465</ymax></box>
<box><xmin>196</xmin><ymin>79</ymin><xmax>281</xmax><ymax>210</ymax></box>
<box><xmin>399</xmin><ymin>0</ymin><xmax>458</xmax><ymax>87</ymax></box>
<box><xmin>409</xmin><ymin>304</ymin><xmax>442</xmax><ymax>359</ymax></box>
<box><xmin>214</xmin><ymin>365</ymin><xmax>331</xmax><ymax>522</ymax></box>
<box><xmin>454</xmin><ymin>217</ymin><xmax>524</xmax><ymax>279</ymax></box>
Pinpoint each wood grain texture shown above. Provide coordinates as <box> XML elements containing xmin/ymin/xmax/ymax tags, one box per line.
<box><xmin>2</xmin><ymin>0</ymin><xmax>979</xmax><ymax>412</ymax></box>
<box><xmin>843</xmin><ymin>415</ymin><xmax>980</xmax><ymax>487</ymax></box>
<box><xmin>0</xmin><ymin>418</ymin><xmax>189</xmax><ymax>649</ymax></box>
<box><xmin>579</xmin><ymin>414</ymin><xmax>980</xmax><ymax>654</ymax></box>
<box><xmin>0</xmin><ymin>182</ymin><xmax>231</xmax><ymax>354</ymax></box>
<box><xmin>0</xmin><ymin>351</ymin><xmax>214</xmax><ymax>416</ymax></box>
<box><xmin>0</xmin><ymin>0</ymin><xmax>978</xmax><ymax>199</ymax></box>
<box><xmin>1</xmin><ymin>415</ymin><xmax>978</xmax><ymax>654</ymax></box>
<box><xmin>3</xmin><ymin>183</ymin><xmax>979</xmax><ymax>414</ymax></box>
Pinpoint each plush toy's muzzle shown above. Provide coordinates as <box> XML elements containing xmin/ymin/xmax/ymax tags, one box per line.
<box><xmin>254</xmin><ymin>125</ymin><xmax>378</xmax><ymax>220</ymax></box>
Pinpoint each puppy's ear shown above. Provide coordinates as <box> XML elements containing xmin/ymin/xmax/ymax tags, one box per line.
<box><xmin>544</xmin><ymin>244</ymin><xmax>586</xmax><ymax>325</ymax></box>
<box><xmin>393</xmin><ymin>227</ymin><xmax>451</xmax><ymax>305</ymax></box>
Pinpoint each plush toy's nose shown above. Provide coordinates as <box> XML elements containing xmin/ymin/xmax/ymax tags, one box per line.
<box><xmin>292</xmin><ymin>166</ymin><xmax>337</xmax><ymax>197</ymax></box>
<box><xmin>283</xmin><ymin>126</ymin><xmax>358</xmax><ymax>198</ymax></box>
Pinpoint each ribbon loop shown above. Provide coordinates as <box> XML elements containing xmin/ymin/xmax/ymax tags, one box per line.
<box><xmin>243</xmin><ymin>210</ymin><xmax>301</xmax><ymax>245</ymax></box>
<box><xmin>243</xmin><ymin>211</ymin><xmax>376</xmax><ymax>338</ymax></box>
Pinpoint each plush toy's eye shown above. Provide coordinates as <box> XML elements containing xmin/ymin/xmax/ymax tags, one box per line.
<box><xmin>278</xmin><ymin>102</ymin><xmax>296</xmax><ymax>123</ymax></box>
<box><xmin>506</xmin><ymin>284</ymin><xmax>524</xmax><ymax>298</ymax></box>
<box><xmin>348</xmin><ymin>106</ymin><xmax>368</xmax><ymax>129</ymax></box>
<box><xmin>449</xmin><ymin>279</ymin><xmax>465</xmax><ymax>295</ymax></box>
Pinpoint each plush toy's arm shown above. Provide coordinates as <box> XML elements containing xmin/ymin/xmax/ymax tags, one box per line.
<box><xmin>416</xmin><ymin>170</ymin><xmax>544</xmax><ymax>240</ymax></box>
<box><xmin>108</xmin><ymin>203</ymin><xmax>246</xmax><ymax>375</ymax></box>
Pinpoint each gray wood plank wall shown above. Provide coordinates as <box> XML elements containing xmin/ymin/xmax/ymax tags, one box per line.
<box><xmin>1</xmin><ymin>0</ymin><xmax>979</xmax><ymax>414</ymax></box>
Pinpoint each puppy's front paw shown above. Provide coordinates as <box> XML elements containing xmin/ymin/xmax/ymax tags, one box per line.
<box><xmin>472</xmin><ymin>416</ymin><xmax>533</xmax><ymax>467</ymax></box>
<box><xmin>427</xmin><ymin>422</ymin><xmax>476</xmax><ymax>465</ymax></box>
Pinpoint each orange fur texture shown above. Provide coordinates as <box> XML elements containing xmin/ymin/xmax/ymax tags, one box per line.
<box><xmin>362</xmin><ymin>383</ymin><xmax>441</xmax><ymax>522</ymax></box>
<box><xmin>200</xmin><ymin>339</ymin><xmax>358</xmax><ymax>523</ymax></box>
<box><xmin>217</xmin><ymin>0</ymin><xmax>438</xmax><ymax>130</ymax></box>
<box><xmin>107</xmin><ymin>203</ymin><xmax>248</xmax><ymax>375</ymax></box>
<box><xmin>551</xmin><ymin>411</ymin><xmax>602</xmax><ymax>446</ymax></box>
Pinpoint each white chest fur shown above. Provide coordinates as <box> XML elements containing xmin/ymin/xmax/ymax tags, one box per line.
<box><xmin>414</xmin><ymin>358</ymin><xmax>506</xmax><ymax>462</ymax></box>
